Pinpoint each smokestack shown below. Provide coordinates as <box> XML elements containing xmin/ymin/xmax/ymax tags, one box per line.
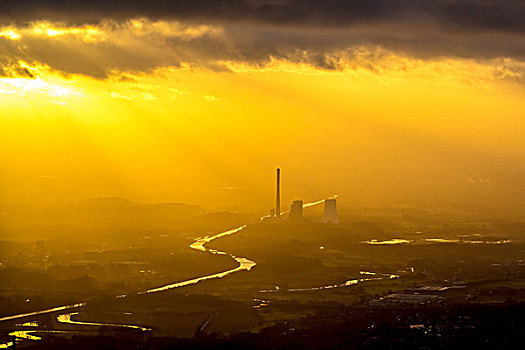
<box><xmin>276</xmin><ymin>168</ymin><xmax>281</xmax><ymax>218</ymax></box>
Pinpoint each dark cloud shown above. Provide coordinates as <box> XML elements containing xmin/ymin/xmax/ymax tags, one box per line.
<box><xmin>0</xmin><ymin>31</ymin><xmax>186</xmax><ymax>78</ymax></box>
<box><xmin>0</xmin><ymin>1</ymin><xmax>524</xmax><ymax>81</ymax></box>
<box><xmin>1</xmin><ymin>1</ymin><xmax>524</xmax><ymax>34</ymax></box>
<box><xmin>1</xmin><ymin>19</ymin><xmax>525</xmax><ymax>83</ymax></box>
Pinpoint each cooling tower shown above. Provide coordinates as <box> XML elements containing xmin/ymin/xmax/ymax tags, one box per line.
<box><xmin>289</xmin><ymin>199</ymin><xmax>303</xmax><ymax>220</ymax></box>
<box><xmin>322</xmin><ymin>198</ymin><xmax>339</xmax><ymax>223</ymax></box>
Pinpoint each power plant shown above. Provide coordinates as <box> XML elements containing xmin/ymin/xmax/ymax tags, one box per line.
<box><xmin>322</xmin><ymin>198</ymin><xmax>339</xmax><ymax>223</ymax></box>
<box><xmin>272</xmin><ymin>169</ymin><xmax>338</xmax><ymax>223</ymax></box>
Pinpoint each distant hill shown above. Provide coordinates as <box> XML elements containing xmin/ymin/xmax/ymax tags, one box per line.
<box><xmin>0</xmin><ymin>198</ymin><xmax>255</xmax><ymax>239</ymax></box>
<box><xmin>0</xmin><ymin>198</ymin><xmax>202</xmax><ymax>227</ymax></box>
<box><xmin>50</xmin><ymin>197</ymin><xmax>204</xmax><ymax>226</ymax></box>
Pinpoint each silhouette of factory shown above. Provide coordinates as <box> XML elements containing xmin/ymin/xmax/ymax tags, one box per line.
<box><xmin>272</xmin><ymin>168</ymin><xmax>339</xmax><ymax>223</ymax></box>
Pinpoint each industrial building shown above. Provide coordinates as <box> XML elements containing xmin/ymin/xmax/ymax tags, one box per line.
<box><xmin>271</xmin><ymin>169</ymin><xmax>338</xmax><ymax>224</ymax></box>
<box><xmin>289</xmin><ymin>200</ymin><xmax>303</xmax><ymax>220</ymax></box>
<box><xmin>322</xmin><ymin>198</ymin><xmax>339</xmax><ymax>223</ymax></box>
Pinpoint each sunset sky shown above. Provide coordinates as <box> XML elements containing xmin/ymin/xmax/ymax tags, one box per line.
<box><xmin>1</xmin><ymin>1</ymin><xmax>525</xmax><ymax>211</ymax></box>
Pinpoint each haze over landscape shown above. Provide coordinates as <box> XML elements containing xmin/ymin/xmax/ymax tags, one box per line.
<box><xmin>2</xmin><ymin>0</ymin><xmax>525</xmax><ymax>212</ymax></box>
<box><xmin>1</xmin><ymin>1</ymin><xmax>525</xmax><ymax>349</ymax></box>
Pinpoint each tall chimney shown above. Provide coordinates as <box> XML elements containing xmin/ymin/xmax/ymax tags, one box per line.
<box><xmin>276</xmin><ymin>168</ymin><xmax>281</xmax><ymax>218</ymax></box>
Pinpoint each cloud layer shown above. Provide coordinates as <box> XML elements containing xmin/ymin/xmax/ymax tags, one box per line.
<box><xmin>1</xmin><ymin>1</ymin><xmax>525</xmax><ymax>33</ymax></box>
<box><xmin>0</xmin><ymin>1</ymin><xmax>524</xmax><ymax>82</ymax></box>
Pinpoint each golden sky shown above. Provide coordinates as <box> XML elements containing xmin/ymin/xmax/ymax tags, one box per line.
<box><xmin>1</xmin><ymin>10</ymin><xmax>525</xmax><ymax>211</ymax></box>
